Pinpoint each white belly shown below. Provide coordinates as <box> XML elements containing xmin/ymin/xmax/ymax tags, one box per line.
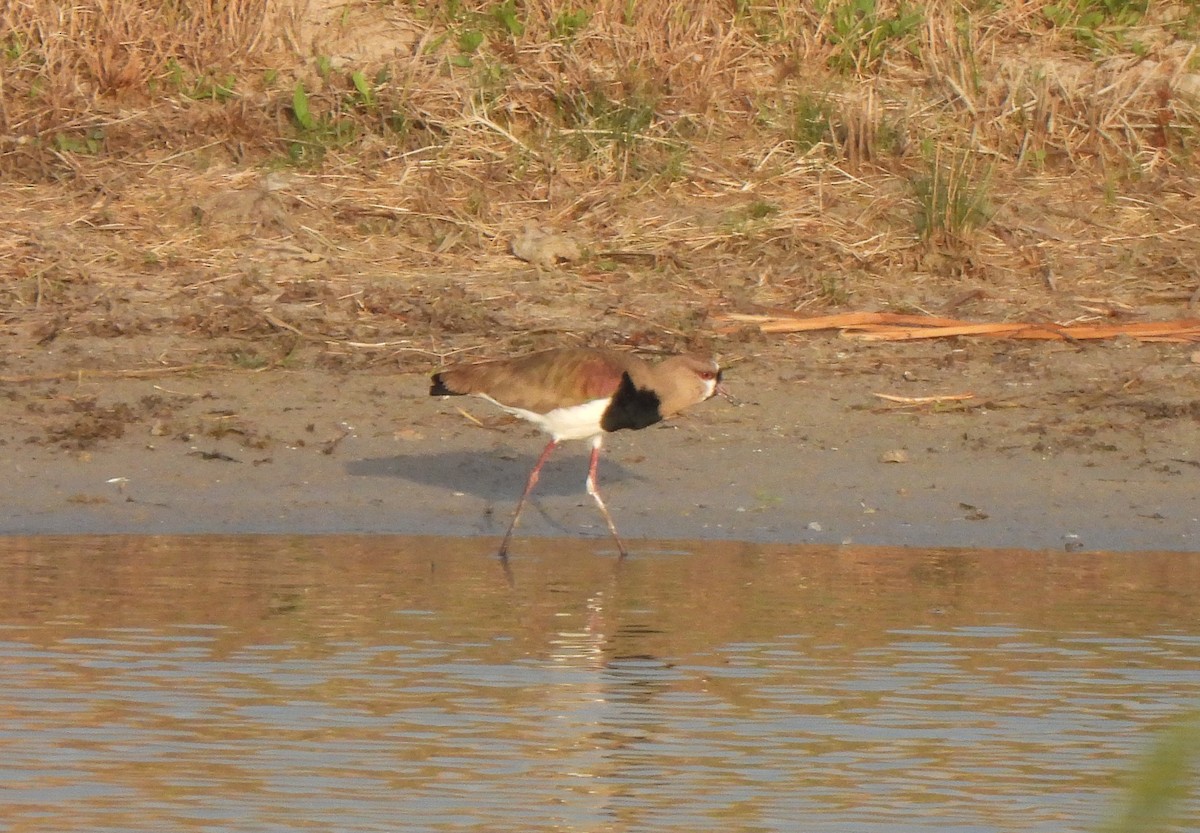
<box><xmin>481</xmin><ymin>395</ymin><xmax>609</xmax><ymax>442</ymax></box>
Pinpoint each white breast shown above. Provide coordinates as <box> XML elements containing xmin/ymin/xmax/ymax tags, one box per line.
<box><xmin>480</xmin><ymin>395</ymin><xmax>610</xmax><ymax>442</ymax></box>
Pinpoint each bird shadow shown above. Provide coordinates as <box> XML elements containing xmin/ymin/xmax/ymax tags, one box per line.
<box><xmin>344</xmin><ymin>447</ymin><xmax>639</xmax><ymax>502</ymax></box>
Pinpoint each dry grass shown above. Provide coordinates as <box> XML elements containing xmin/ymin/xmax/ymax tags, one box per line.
<box><xmin>1</xmin><ymin>0</ymin><xmax>1198</xmax><ymax>372</ymax></box>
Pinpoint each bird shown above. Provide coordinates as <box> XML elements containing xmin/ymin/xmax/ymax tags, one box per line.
<box><xmin>430</xmin><ymin>347</ymin><xmax>724</xmax><ymax>560</ymax></box>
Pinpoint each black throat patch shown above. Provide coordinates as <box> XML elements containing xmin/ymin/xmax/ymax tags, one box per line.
<box><xmin>600</xmin><ymin>372</ymin><xmax>663</xmax><ymax>432</ymax></box>
<box><xmin>429</xmin><ymin>373</ymin><xmax>461</xmax><ymax>397</ymax></box>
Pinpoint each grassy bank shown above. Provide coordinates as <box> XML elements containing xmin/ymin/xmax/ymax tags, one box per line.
<box><xmin>2</xmin><ymin>1</ymin><xmax>1198</xmax><ymax>367</ymax></box>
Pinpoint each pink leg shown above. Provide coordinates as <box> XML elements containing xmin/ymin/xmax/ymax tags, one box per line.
<box><xmin>586</xmin><ymin>438</ymin><xmax>629</xmax><ymax>559</ymax></box>
<box><xmin>498</xmin><ymin>439</ymin><xmax>558</xmax><ymax>559</ymax></box>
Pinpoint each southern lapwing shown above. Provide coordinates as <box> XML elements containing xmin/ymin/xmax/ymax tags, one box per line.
<box><xmin>430</xmin><ymin>347</ymin><xmax>723</xmax><ymax>559</ymax></box>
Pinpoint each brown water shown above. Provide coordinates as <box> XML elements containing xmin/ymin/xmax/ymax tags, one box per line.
<box><xmin>1</xmin><ymin>537</ymin><xmax>1197</xmax><ymax>832</ymax></box>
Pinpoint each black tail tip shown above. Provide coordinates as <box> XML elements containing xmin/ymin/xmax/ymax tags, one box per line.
<box><xmin>429</xmin><ymin>373</ymin><xmax>456</xmax><ymax>397</ymax></box>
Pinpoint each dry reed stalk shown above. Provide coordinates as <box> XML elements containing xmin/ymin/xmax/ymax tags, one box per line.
<box><xmin>721</xmin><ymin>312</ymin><xmax>1200</xmax><ymax>343</ymax></box>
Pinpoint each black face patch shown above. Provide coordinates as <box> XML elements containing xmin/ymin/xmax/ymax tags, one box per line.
<box><xmin>600</xmin><ymin>372</ymin><xmax>663</xmax><ymax>432</ymax></box>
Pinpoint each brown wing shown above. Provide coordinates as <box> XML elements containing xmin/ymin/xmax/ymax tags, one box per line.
<box><xmin>432</xmin><ymin>349</ymin><xmax>639</xmax><ymax>413</ymax></box>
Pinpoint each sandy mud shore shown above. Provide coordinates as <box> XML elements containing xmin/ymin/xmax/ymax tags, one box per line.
<box><xmin>5</xmin><ymin>336</ymin><xmax>1198</xmax><ymax>553</ymax></box>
